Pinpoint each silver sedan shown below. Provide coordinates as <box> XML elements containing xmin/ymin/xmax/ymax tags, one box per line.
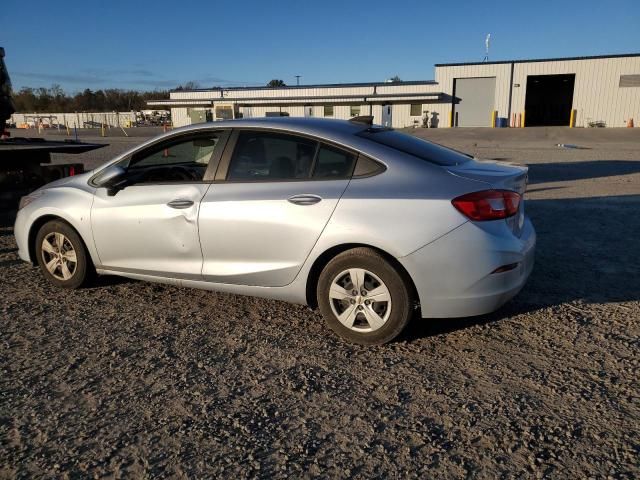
<box><xmin>14</xmin><ymin>117</ymin><xmax>535</xmax><ymax>344</ymax></box>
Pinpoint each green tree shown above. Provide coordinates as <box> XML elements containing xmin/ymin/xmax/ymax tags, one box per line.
<box><xmin>14</xmin><ymin>87</ymin><xmax>37</xmax><ymax>111</ymax></box>
<box><xmin>267</xmin><ymin>79</ymin><xmax>286</xmax><ymax>87</ymax></box>
<box><xmin>11</xmin><ymin>85</ymin><xmax>170</xmax><ymax>113</ymax></box>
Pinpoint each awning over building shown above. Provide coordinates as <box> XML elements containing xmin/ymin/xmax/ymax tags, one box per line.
<box><xmin>147</xmin><ymin>99</ymin><xmax>213</xmax><ymax>107</ymax></box>
<box><xmin>149</xmin><ymin>92</ymin><xmax>443</xmax><ymax>107</ymax></box>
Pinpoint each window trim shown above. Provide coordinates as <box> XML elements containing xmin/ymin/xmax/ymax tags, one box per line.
<box><xmin>410</xmin><ymin>103</ymin><xmax>422</xmax><ymax>116</ymax></box>
<box><xmin>324</xmin><ymin>105</ymin><xmax>334</xmax><ymax>117</ymax></box>
<box><xmin>214</xmin><ymin>128</ymin><xmax>361</xmax><ymax>183</ymax></box>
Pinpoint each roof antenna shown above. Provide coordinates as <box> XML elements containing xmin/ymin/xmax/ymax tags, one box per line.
<box><xmin>483</xmin><ymin>34</ymin><xmax>491</xmax><ymax>62</ymax></box>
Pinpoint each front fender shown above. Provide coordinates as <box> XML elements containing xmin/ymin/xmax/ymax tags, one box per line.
<box><xmin>15</xmin><ymin>187</ymin><xmax>99</xmax><ymax>266</ymax></box>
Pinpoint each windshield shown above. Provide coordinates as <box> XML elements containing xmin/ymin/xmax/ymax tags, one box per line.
<box><xmin>357</xmin><ymin>129</ymin><xmax>472</xmax><ymax>166</ymax></box>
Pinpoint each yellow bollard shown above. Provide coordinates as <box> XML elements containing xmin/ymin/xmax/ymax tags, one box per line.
<box><xmin>101</xmin><ymin>123</ymin><xmax>105</xmax><ymax>137</ymax></box>
<box><xmin>569</xmin><ymin>109</ymin><xmax>576</xmax><ymax>128</ymax></box>
<box><xmin>491</xmin><ymin>110</ymin><xmax>497</xmax><ymax>128</ymax></box>
<box><xmin>449</xmin><ymin>110</ymin><xmax>454</xmax><ymax>128</ymax></box>
<box><xmin>65</xmin><ymin>123</ymin><xmax>70</xmax><ymax>136</ymax></box>
<box><xmin>522</xmin><ymin>111</ymin><xmax>526</xmax><ymax>128</ymax></box>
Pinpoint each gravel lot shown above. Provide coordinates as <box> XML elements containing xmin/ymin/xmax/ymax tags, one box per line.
<box><xmin>1</xmin><ymin>127</ymin><xmax>639</xmax><ymax>478</ymax></box>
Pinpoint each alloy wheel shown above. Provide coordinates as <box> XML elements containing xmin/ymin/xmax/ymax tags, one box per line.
<box><xmin>328</xmin><ymin>268</ymin><xmax>392</xmax><ymax>332</ymax></box>
<box><xmin>41</xmin><ymin>232</ymin><xmax>77</xmax><ymax>281</ymax></box>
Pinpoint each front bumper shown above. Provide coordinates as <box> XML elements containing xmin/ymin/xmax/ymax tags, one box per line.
<box><xmin>399</xmin><ymin>217</ymin><xmax>536</xmax><ymax>318</ymax></box>
<box><xmin>14</xmin><ymin>208</ymin><xmax>32</xmax><ymax>263</ymax></box>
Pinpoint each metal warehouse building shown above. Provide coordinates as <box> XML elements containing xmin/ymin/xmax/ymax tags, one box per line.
<box><xmin>149</xmin><ymin>53</ymin><xmax>640</xmax><ymax>128</ymax></box>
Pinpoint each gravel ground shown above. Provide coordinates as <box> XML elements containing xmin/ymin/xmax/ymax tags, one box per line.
<box><xmin>1</xmin><ymin>127</ymin><xmax>639</xmax><ymax>478</ymax></box>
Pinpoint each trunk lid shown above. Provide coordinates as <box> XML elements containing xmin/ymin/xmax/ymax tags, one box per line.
<box><xmin>445</xmin><ymin>158</ymin><xmax>528</xmax><ymax>195</ymax></box>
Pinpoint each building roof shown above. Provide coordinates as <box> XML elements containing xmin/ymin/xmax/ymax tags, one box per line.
<box><xmin>151</xmin><ymin>91</ymin><xmax>443</xmax><ymax>107</ymax></box>
<box><xmin>435</xmin><ymin>52</ymin><xmax>640</xmax><ymax>67</ymax></box>
<box><xmin>172</xmin><ymin>79</ymin><xmax>437</xmax><ymax>93</ymax></box>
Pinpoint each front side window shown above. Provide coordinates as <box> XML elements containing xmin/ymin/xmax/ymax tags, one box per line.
<box><xmin>350</xmin><ymin>105</ymin><xmax>360</xmax><ymax>117</ymax></box>
<box><xmin>120</xmin><ymin>133</ymin><xmax>224</xmax><ymax>184</ymax></box>
<box><xmin>324</xmin><ymin>105</ymin><xmax>334</xmax><ymax>117</ymax></box>
<box><xmin>227</xmin><ymin>131</ymin><xmax>318</xmax><ymax>181</ymax></box>
<box><xmin>410</xmin><ymin>103</ymin><xmax>422</xmax><ymax>116</ymax></box>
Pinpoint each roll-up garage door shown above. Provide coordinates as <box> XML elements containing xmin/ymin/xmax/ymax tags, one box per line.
<box><xmin>453</xmin><ymin>77</ymin><xmax>496</xmax><ymax>127</ymax></box>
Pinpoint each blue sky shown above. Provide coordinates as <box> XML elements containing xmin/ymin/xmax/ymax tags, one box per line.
<box><xmin>2</xmin><ymin>0</ymin><xmax>639</xmax><ymax>92</ymax></box>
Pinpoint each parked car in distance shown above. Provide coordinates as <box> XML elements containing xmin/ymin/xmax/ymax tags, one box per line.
<box><xmin>14</xmin><ymin>116</ymin><xmax>535</xmax><ymax>344</ymax></box>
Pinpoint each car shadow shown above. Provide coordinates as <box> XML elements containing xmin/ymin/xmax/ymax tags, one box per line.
<box><xmin>0</xmin><ymin>258</ymin><xmax>23</xmax><ymax>268</ymax></box>
<box><xmin>86</xmin><ymin>274</ymin><xmax>134</xmax><ymax>288</ymax></box>
<box><xmin>406</xmin><ymin>193</ymin><xmax>640</xmax><ymax>341</ymax></box>
<box><xmin>527</xmin><ymin>160</ymin><xmax>640</xmax><ymax>184</ymax></box>
<box><xmin>0</xmin><ymin>210</ymin><xmax>16</xmax><ymax>229</ymax></box>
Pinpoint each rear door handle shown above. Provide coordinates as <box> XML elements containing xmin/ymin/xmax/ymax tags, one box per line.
<box><xmin>287</xmin><ymin>194</ymin><xmax>322</xmax><ymax>206</ymax></box>
<box><xmin>167</xmin><ymin>199</ymin><xmax>195</xmax><ymax>209</ymax></box>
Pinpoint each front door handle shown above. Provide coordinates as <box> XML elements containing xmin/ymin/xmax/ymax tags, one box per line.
<box><xmin>287</xmin><ymin>194</ymin><xmax>322</xmax><ymax>206</ymax></box>
<box><xmin>167</xmin><ymin>199</ymin><xmax>195</xmax><ymax>209</ymax></box>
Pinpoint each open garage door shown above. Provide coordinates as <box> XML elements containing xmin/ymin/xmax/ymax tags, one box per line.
<box><xmin>525</xmin><ymin>74</ymin><xmax>575</xmax><ymax>126</ymax></box>
<box><xmin>453</xmin><ymin>77</ymin><xmax>496</xmax><ymax>127</ymax></box>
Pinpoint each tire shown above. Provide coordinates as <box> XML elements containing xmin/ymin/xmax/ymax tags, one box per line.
<box><xmin>35</xmin><ymin>220</ymin><xmax>92</xmax><ymax>289</ymax></box>
<box><xmin>317</xmin><ymin>247</ymin><xmax>413</xmax><ymax>345</ymax></box>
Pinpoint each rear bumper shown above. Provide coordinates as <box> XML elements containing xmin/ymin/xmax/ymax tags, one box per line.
<box><xmin>398</xmin><ymin>217</ymin><xmax>536</xmax><ymax>318</ymax></box>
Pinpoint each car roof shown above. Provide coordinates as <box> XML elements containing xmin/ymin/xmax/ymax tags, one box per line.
<box><xmin>170</xmin><ymin>117</ymin><xmax>369</xmax><ymax>143</ymax></box>
<box><xmin>101</xmin><ymin>117</ymin><xmax>395</xmax><ymax>172</ymax></box>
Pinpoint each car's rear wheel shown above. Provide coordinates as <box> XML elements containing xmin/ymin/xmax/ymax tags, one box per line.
<box><xmin>317</xmin><ymin>247</ymin><xmax>413</xmax><ymax>345</ymax></box>
<box><xmin>35</xmin><ymin>220</ymin><xmax>91</xmax><ymax>289</ymax></box>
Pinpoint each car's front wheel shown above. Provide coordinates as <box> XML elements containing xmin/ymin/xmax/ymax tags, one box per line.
<box><xmin>317</xmin><ymin>247</ymin><xmax>413</xmax><ymax>345</ymax></box>
<box><xmin>35</xmin><ymin>220</ymin><xmax>91</xmax><ymax>289</ymax></box>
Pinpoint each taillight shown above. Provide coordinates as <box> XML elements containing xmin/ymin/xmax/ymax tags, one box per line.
<box><xmin>452</xmin><ymin>190</ymin><xmax>521</xmax><ymax>221</ymax></box>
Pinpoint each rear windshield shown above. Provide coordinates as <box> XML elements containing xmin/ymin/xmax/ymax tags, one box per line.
<box><xmin>357</xmin><ymin>129</ymin><xmax>472</xmax><ymax>166</ymax></box>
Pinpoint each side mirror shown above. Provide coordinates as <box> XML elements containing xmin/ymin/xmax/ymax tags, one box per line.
<box><xmin>93</xmin><ymin>165</ymin><xmax>126</xmax><ymax>195</ymax></box>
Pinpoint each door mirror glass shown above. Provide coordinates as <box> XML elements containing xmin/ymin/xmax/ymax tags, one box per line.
<box><xmin>93</xmin><ymin>165</ymin><xmax>126</xmax><ymax>188</ymax></box>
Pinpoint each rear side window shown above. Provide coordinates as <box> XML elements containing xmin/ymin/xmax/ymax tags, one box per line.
<box><xmin>227</xmin><ymin>131</ymin><xmax>317</xmax><ymax>181</ymax></box>
<box><xmin>357</xmin><ymin>129</ymin><xmax>471</xmax><ymax>166</ymax></box>
<box><xmin>312</xmin><ymin>145</ymin><xmax>356</xmax><ymax>179</ymax></box>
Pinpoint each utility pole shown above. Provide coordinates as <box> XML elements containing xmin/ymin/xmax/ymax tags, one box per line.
<box><xmin>295</xmin><ymin>75</ymin><xmax>301</xmax><ymax>86</ymax></box>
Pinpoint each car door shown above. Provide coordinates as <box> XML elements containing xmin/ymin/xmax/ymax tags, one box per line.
<box><xmin>91</xmin><ymin>130</ymin><xmax>229</xmax><ymax>278</ymax></box>
<box><xmin>198</xmin><ymin>129</ymin><xmax>355</xmax><ymax>287</ymax></box>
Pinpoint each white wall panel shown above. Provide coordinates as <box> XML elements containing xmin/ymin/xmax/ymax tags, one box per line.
<box><xmin>11</xmin><ymin>111</ymin><xmax>138</xmax><ymax>128</ymax></box>
<box><xmin>171</xmin><ymin>108</ymin><xmax>190</xmax><ymax>127</ymax></box>
<box><xmin>163</xmin><ymin>56</ymin><xmax>640</xmax><ymax>128</ymax></box>
<box><xmin>508</xmin><ymin>56</ymin><xmax>640</xmax><ymax>127</ymax></box>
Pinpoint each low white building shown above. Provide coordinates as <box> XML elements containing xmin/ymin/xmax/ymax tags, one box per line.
<box><xmin>149</xmin><ymin>53</ymin><xmax>640</xmax><ymax>128</ymax></box>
